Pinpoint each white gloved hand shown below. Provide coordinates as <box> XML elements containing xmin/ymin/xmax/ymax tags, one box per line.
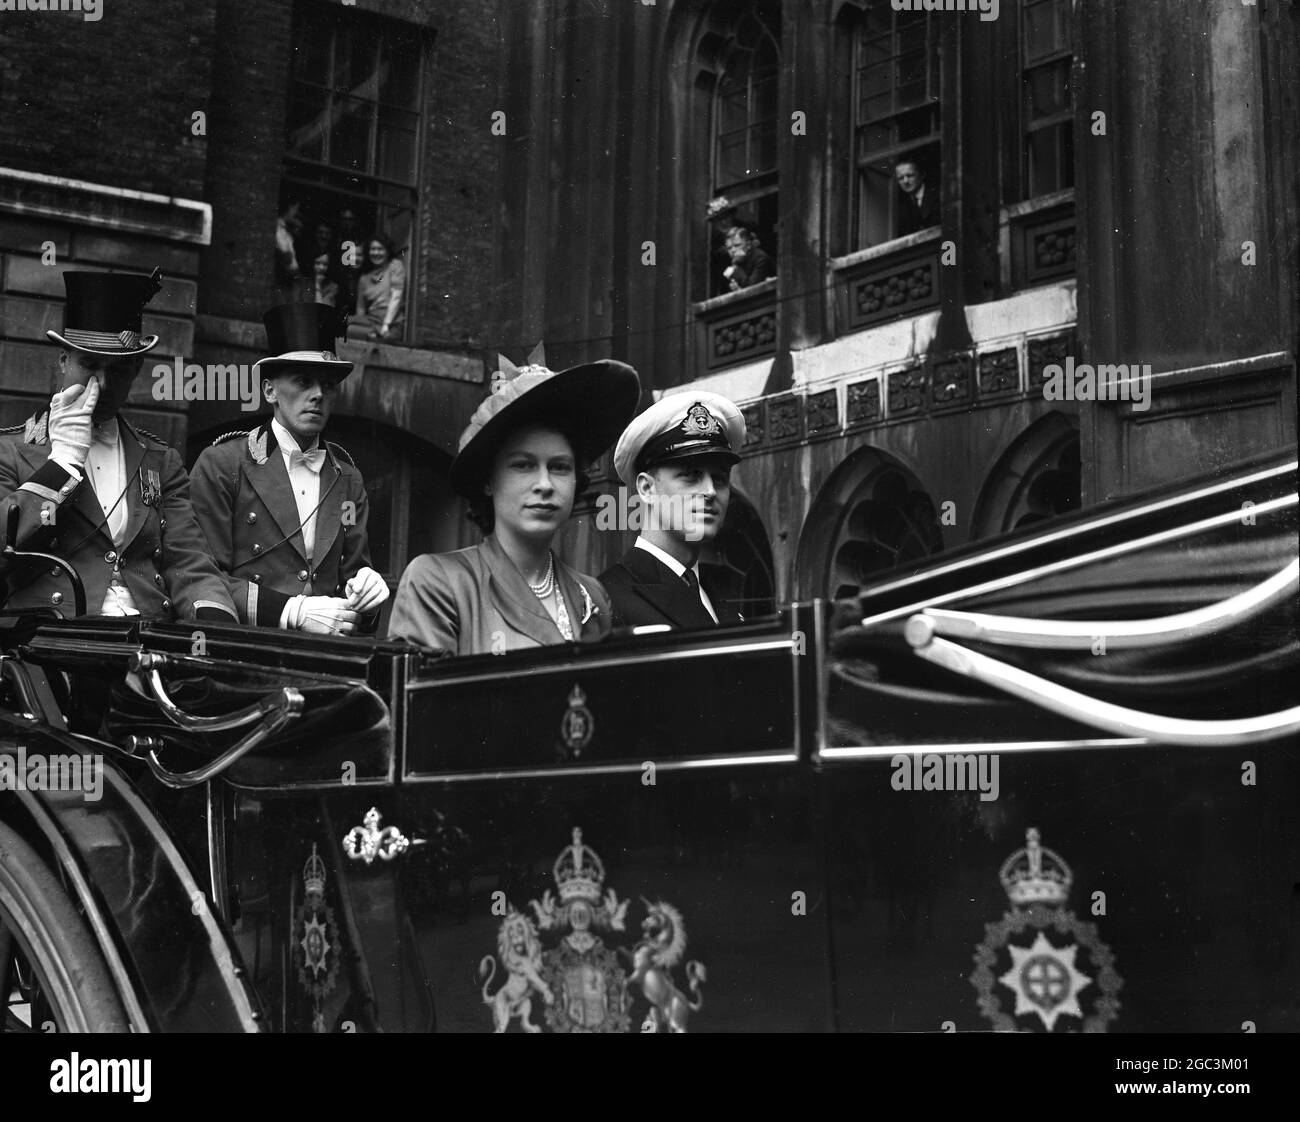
<box><xmin>286</xmin><ymin>595</ymin><xmax>359</xmax><ymax>635</ymax></box>
<box><xmin>48</xmin><ymin>377</ymin><xmax>100</xmax><ymax>469</ymax></box>
<box><xmin>345</xmin><ymin>566</ymin><xmax>389</xmax><ymax>613</ymax></box>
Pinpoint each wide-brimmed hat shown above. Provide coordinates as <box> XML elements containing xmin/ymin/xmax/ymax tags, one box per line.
<box><xmin>46</xmin><ymin>268</ymin><xmax>162</xmax><ymax>357</ymax></box>
<box><xmin>253</xmin><ymin>303</ymin><xmax>354</xmax><ymax>380</ymax></box>
<box><xmin>449</xmin><ymin>345</ymin><xmax>641</xmax><ymax>498</ymax></box>
<box><xmin>613</xmin><ymin>390</ymin><xmax>745</xmax><ymax>486</ymax></box>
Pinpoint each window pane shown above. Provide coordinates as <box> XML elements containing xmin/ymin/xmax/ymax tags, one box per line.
<box><xmin>377</xmin><ymin>121</ymin><xmax>417</xmax><ymax>185</ymax></box>
<box><xmin>1023</xmin><ymin>0</ymin><xmax>1069</xmax><ymax>63</ymax></box>
<box><xmin>330</xmin><ymin>96</ymin><xmax>373</xmax><ymax>174</ymax></box>
<box><xmin>1025</xmin><ymin>62</ymin><xmax>1069</xmax><ymax>120</ymax></box>
<box><xmin>1027</xmin><ymin>123</ymin><xmax>1073</xmax><ymax>196</ymax></box>
<box><xmin>334</xmin><ymin>22</ymin><xmax>382</xmax><ymax>98</ymax></box>
<box><xmin>377</xmin><ymin>33</ymin><xmax>422</xmax><ymax>111</ymax></box>
<box><xmin>286</xmin><ymin>83</ymin><xmax>328</xmax><ymax>162</ymax></box>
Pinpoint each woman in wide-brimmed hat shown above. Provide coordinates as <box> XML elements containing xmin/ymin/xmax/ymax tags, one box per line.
<box><xmin>388</xmin><ymin>350</ymin><xmax>640</xmax><ymax>656</ymax></box>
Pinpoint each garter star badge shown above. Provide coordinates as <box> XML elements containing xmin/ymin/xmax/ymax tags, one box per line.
<box><xmin>477</xmin><ymin>828</ymin><xmax>706</xmax><ymax>1033</ymax></box>
<box><xmin>969</xmin><ymin>827</ymin><xmax>1122</xmax><ymax>1032</ymax></box>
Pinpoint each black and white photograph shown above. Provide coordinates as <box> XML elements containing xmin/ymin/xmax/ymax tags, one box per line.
<box><xmin>0</xmin><ymin>0</ymin><xmax>1296</xmax><ymax>1084</ymax></box>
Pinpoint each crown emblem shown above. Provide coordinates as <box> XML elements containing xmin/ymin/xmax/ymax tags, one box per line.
<box><xmin>303</xmin><ymin>843</ymin><xmax>327</xmax><ymax>902</ymax></box>
<box><xmin>553</xmin><ymin>827</ymin><xmax>605</xmax><ymax>904</ymax></box>
<box><xmin>999</xmin><ymin>827</ymin><xmax>1073</xmax><ymax>906</ymax></box>
<box><xmin>681</xmin><ymin>402</ymin><xmax>723</xmax><ymax>438</ymax></box>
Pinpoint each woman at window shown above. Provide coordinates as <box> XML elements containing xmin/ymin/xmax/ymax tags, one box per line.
<box><xmin>387</xmin><ymin>356</ymin><xmax>640</xmax><ymax>656</ymax></box>
<box><xmin>354</xmin><ymin>233</ymin><xmax>406</xmax><ymax>341</ymax></box>
<box><xmin>312</xmin><ymin>253</ymin><xmax>339</xmax><ymax>307</ymax></box>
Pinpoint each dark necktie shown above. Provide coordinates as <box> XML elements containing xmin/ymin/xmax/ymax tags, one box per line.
<box><xmin>682</xmin><ymin>569</ymin><xmax>700</xmax><ymax>596</ymax></box>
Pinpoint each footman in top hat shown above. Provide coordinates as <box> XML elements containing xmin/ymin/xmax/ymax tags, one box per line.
<box><xmin>0</xmin><ymin>269</ymin><xmax>239</xmax><ymax>622</ymax></box>
<box><xmin>190</xmin><ymin>303</ymin><xmax>387</xmax><ymax>635</ymax></box>
<box><xmin>600</xmin><ymin>391</ymin><xmax>746</xmax><ymax>630</ymax></box>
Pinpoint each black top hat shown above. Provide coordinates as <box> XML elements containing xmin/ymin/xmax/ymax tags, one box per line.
<box><xmin>45</xmin><ymin>269</ymin><xmax>163</xmax><ymax>356</ymax></box>
<box><xmin>254</xmin><ymin>303</ymin><xmax>354</xmax><ymax>379</ymax></box>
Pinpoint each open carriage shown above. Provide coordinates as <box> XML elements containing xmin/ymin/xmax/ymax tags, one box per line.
<box><xmin>1</xmin><ymin>449</ymin><xmax>1295</xmax><ymax>1032</ymax></box>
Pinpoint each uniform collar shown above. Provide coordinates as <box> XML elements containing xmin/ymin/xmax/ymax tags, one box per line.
<box><xmin>634</xmin><ymin>536</ymin><xmax>699</xmax><ymax>582</ymax></box>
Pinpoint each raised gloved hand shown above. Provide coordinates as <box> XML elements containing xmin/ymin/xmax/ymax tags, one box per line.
<box><xmin>48</xmin><ymin>377</ymin><xmax>100</xmax><ymax>470</ymax></box>
<box><xmin>345</xmin><ymin>566</ymin><xmax>389</xmax><ymax>613</ymax></box>
<box><xmin>286</xmin><ymin>595</ymin><xmax>359</xmax><ymax>635</ymax></box>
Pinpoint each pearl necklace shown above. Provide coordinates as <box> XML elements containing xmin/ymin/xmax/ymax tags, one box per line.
<box><xmin>528</xmin><ymin>552</ymin><xmax>573</xmax><ymax>640</ymax></box>
<box><xmin>528</xmin><ymin>552</ymin><xmax>556</xmax><ymax>598</ymax></box>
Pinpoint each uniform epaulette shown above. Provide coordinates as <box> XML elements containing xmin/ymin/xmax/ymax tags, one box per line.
<box><xmin>327</xmin><ymin>440</ymin><xmax>356</xmax><ymax>467</ymax></box>
<box><xmin>0</xmin><ymin>422</ymin><xmax>25</xmax><ymax>435</ymax></box>
<box><xmin>211</xmin><ymin>430</ymin><xmax>250</xmax><ymax>446</ymax></box>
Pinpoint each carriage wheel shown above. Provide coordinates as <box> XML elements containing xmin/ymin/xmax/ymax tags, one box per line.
<box><xmin>0</xmin><ymin>821</ymin><xmax>129</xmax><ymax>1032</ymax></box>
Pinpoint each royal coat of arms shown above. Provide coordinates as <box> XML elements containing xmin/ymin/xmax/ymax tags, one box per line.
<box><xmin>477</xmin><ymin>828</ymin><xmax>707</xmax><ymax>1033</ymax></box>
<box><xmin>970</xmin><ymin>828</ymin><xmax>1123</xmax><ymax>1032</ymax></box>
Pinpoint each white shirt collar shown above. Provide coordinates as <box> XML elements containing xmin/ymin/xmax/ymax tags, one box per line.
<box><xmin>271</xmin><ymin>417</ymin><xmax>319</xmax><ymax>459</ymax></box>
<box><xmin>92</xmin><ymin>416</ymin><xmax>120</xmax><ymax>446</ymax></box>
<box><xmin>634</xmin><ymin>536</ymin><xmax>700</xmax><ymax>581</ymax></box>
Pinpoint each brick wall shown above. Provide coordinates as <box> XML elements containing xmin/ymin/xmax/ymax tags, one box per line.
<box><xmin>196</xmin><ymin>0</ymin><xmax>294</xmax><ymax>321</ymax></box>
<box><xmin>0</xmin><ymin>0</ymin><xmax>216</xmax><ymax>198</ymax></box>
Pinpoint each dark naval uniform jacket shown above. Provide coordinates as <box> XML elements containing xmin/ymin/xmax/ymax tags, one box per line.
<box><xmin>599</xmin><ymin>545</ymin><xmax>744</xmax><ymax>630</ymax></box>
<box><xmin>0</xmin><ymin>410</ymin><xmax>238</xmax><ymax>621</ymax></box>
<box><xmin>190</xmin><ymin>423</ymin><xmax>378</xmax><ymax>631</ymax></box>
<box><xmin>388</xmin><ymin>534</ymin><xmax>611</xmax><ymax>656</ymax></box>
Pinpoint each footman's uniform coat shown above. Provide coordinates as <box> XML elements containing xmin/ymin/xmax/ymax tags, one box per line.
<box><xmin>190</xmin><ymin>422</ymin><xmax>378</xmax><ymax>631</ymax></box>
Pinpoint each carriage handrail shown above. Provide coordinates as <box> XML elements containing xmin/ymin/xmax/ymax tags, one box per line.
<box><xmin>905</xmin><ymin>620</ymin><xmax>1300</xmax><ymax>746</ymax></box>
<box><xmin>907</xmin><ymin>559</ymin><xmax>1297</xmax><ymax>650</ymax></box>
<box><xmin>128</xmin><ymin>650</ymin><xmax>304</xmax><ymax>734</ymax></box>
<box><xmin>144</xmin><ymin>692</ymin><xmax>305</xmax><ymax>789</ymax></box>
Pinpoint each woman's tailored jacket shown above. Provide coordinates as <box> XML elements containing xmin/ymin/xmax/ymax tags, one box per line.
<box><xmin>189</xmin><ymin>424</ymin><xmax>378</xmax><ymax>630</ymax></box>
<box><xmin>387</xmin><ymin>534</ymin><xmax>611</xmax><ymax>656</ymax></box>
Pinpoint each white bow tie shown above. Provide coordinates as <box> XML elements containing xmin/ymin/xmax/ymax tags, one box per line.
<box><xmin>289</xmin><ymin>448</ymin><xmax>326</xmax><ymax>474</ymax></box>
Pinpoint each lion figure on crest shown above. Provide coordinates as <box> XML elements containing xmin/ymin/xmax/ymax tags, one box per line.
<box><xmin>478</xmin><ymin>910</ymin><xmax>553</xmax><ymax>1032</ymax></box>
<box><xmin>628</xmin><ymin>899</ymin><xmax>706</xmax><ymax>1033</ymax></box>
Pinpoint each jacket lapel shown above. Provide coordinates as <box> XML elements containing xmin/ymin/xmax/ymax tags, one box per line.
<box><xmin>555</xmin><ymin>559</ymin><xmax>602</xmax><ymax>641</ymax></box>
<box><xmin>246</xmin><ymin>424</ymin><xmax>308</xmax><ymax>561</ymax></box>
<box><xmin>481</xmin><ymin>536</ymin><xmax>564</xmax><ymax>646</ymax></box>
<box><xmin>624</xmin><ymin>548</ymin><xmax>715</xmax><ymax>628</ymax></box>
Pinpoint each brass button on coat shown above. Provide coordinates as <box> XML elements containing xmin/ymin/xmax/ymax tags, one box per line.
<box><xmin>246</xmin><ymin>512</ymin><xmax>257</xmax><ymax>524</ymax></box>
<box><xmin>297</xmin><ymin>570</ymin><xmax>309</xmax><ymax>582</ymax></box>
<box><xmin>161</xmin><ymin>598</ymin><xmax>172</xmax><ymax>612</ymax></box>
<box><xmin>105</xmin><ymin>550</ymin><xmax>117</xmax><ymax>563</ymax></box>
<box><xmin>51</xmin><ymin>592</ymin><xmax>63</xmax><ymax>605</ymax></box>
<box><xmin>252</xmin><ymin>543</ymin><xmax>263</xmax><ymax>555</ymax></box>
<box><xmin>155</xmin><ymin>574</ymin><xmax>165</xmax><ymax>588</ymax></box>
<box><xmin>252</xmin><ymin>574</ymin><xmax>262</xmax><ymax>584</ymax></box>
